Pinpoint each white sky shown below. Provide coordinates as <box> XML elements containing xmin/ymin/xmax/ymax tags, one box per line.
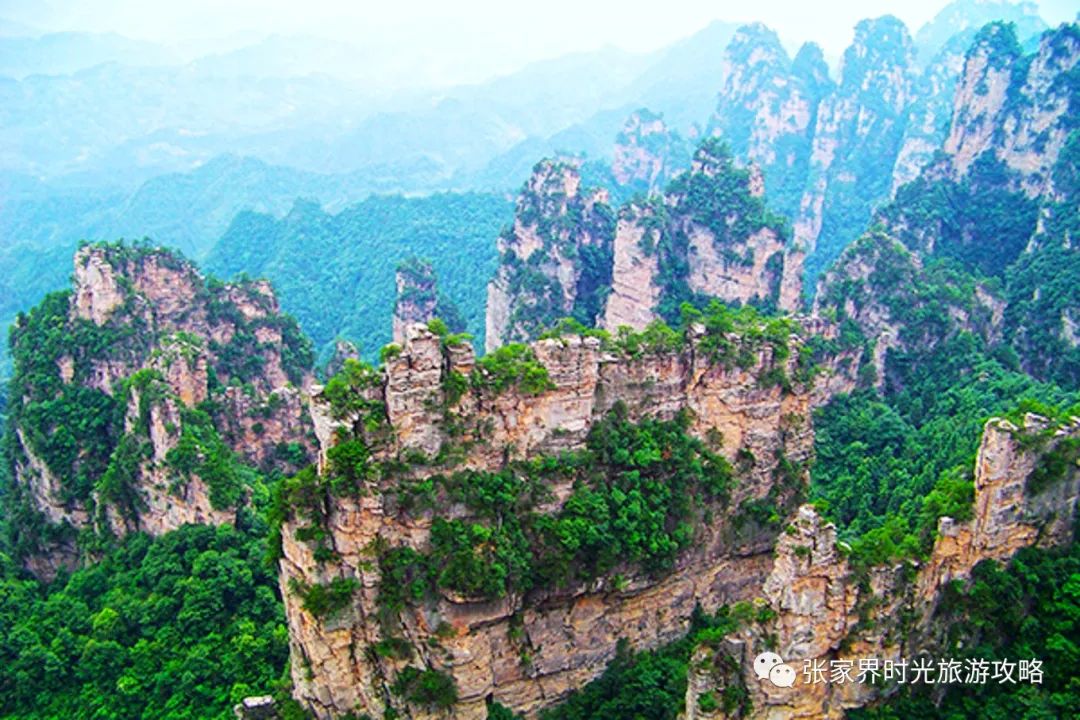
<box><xmin>2</xmin><ymin>0</ymin><xmax>1076</xmax><ymax>78</ymax></box>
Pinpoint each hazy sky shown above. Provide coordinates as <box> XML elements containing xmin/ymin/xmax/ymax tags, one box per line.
<box><xmin>2</xmin><ymin>0</ymin><xmax>1076</xmax><ymax>81</ymax></box>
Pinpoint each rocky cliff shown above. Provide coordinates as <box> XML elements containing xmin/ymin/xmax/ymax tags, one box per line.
<box><xmin>891</xmin><ymin>0</ymin><xmax>1050</xmax><ymax>194</ymax></box>
<box><xmin>6</xmin><ymin>243</ymin><xmax>315</xmax><ymax>576</ymax></box>
<box><xmin>611</xmin><ymin>109</ymin><xmax>690</xmax><ymax>198</ymax></box>
<box><xmin>602</xmin><ymin>200</ymin><xmax>667</xmax><ymax>332</ymax></box>
<box><xmin>279</xmin><ymin>314</ymin><xmax>856</xmax><ymax>719</ymax></box>
<box><xmin>940</xmin><ymin>22</ymin><xmax>1077</xmax><ymax>194</ymax></box>
<box><xmin>489</xmin><ymin>20</ymin><xmax>1075</xmax><ymax>345</ymax></box>
<box><xmin>393</xmin><ymin>259</ymin><xmax>440</xmax><ymax>345</ymax></box>
<box><xmin>707</xmin><ymin>24</ymin><xmax>832</xmax><ymax>220</ymax></box>
<box><xmin>884</xmin><ymin>23</ymin><xmax>1078</xmax><ymax>262</ymax></box>
<box><xmin>794</xmin><ymin>16</ymin><xmax>915</xmax><ymax>282</ymax></box>
<box><xmin>813</xmin><ymin>231</ymin><xmax>1005</xmax><ymax>386</ymax></box>
<box><xmin>699</xmin><ymin>15</ymin><xmax>1072</xmax><ymax>286</ymax></box>
<box><xmin>485</xmin><ymin>161</ymin><xmax>616</xmax><ymax>351</ymax></box>
<box><xmin>889</xmin><ymin>32</ymin><xmax>969</xmax><ymax>194</ymax></box>
<box><xmin>601</xmin><ymin>140</ymin><xmax>804</xmax><ymax>333</ymax></box>
<box><xmin>873</xmin><ymin>21</ymin><xmax>1079</xmax><ymax>385</ymax></box>
<box><xmin>684</xmin><ymin>412</ymin><xmax>1080</xmax><ymax>719</ymax></box>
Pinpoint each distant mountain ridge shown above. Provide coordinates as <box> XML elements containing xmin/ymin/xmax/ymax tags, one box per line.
<box><xmin>0</xmin><ymin>1</ymin><xmax>1059</xmax><ymax>382</ymax></box>
<box><xmin>205</xmin><ymin>192</ymin><xmax>513</xmax><ymax>360</ymax></box>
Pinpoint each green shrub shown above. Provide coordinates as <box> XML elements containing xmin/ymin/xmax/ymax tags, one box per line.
<box><xmin>473</xmin><ymin>344</ymin><xmax>554</xmax><ymax>396</ymax></box>
<box><xmin>322</xmin><ymin>358</ymin><xmax>386</xmax><ymax>425</ymax></box>
<box><xmin>289</xmin><ymin>577</ymin><xmax>359</xmax><ymax>619</ymax></box>
<box><xmin>392</xmin><ymin>667</ymin><xmax>458</xmax><ymax>710</ymax></box>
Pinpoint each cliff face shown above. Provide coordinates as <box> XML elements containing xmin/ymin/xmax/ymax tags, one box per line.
<box><xmin>611</xmin><ymin>109</ymin><xmax>690</xmax><ymax>197</ymax></box>
<box><xmin>884</xmin><ymin>23</ymin><xmax>1078</xmax><ymax>262</ymax></box>
<box><xmin>941</xmin><ymin>22</ymin><xmax>1078</xmax><ymax>194</ymax></box>
<box><xmin>602</xmin><ymin>202</ymin><xmax>666</xmax><ymax>332</ymax></box>
<box><xmin>889</xmin><ymin>33</ymin><xmax>968</xmax><ymax>194</ymax></box>
<box><xmin>875</xmin><ymin>22</ymin><xmax>1079</xmax><ymax>385</ymax></box>
<box><xmin>697</xmin><ymin>17</ymin><xmax>1073</xmax><ymax>286</ymax></box>
<box><xmin>684</xmin><ymin>413</ymin><xmax>1080</xmax><ymax>719</ymax></box>
<box><xmin>7</xmin><ymin>244</ymin><xmax>315</xmax><ymax>576</ymax></box>
<box><xmin>280</xmin><ymin>318</ymin><xmax>855</xmax><ymax>719</ymax></box>
<box><xmin>795</xmin><ymin>17</ymin><xmax>916</xmax><ymax>281</ymax></box>
<box><xmin>674</xmin><ymin>149</ymin><xmax>803</xmax><ymax>315</ymax></box>
<box><xmin>393</xmin><ymin>259</ymin><xmax>439</xmax><ymax>345</ymax></box>
<box><xmin>601</xmin><ymin>140</ymin><xmax>803</xmax><ymax>333</ymax></box>
<box><xmin>485</xmin><ymin>161</ymin><xmax>616</xmax><ymax>351</ymax></box>
<box><xmin>490</xmin><ymin>20</ymin><xmax>1071</xmax><ymax>344</ymax></box>
<box><xmin>813</xmin><ymin>231</ymin><xmax>1004</xmax><ymax>385</ymax></box>
<box><xmin>707</xmin><ymin>25</ymin><xmax>832</xmax><ymax>220</ymax></box>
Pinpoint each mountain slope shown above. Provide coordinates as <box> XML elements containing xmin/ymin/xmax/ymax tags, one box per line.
<box><xmin>206</xmin><ymin>193</ymin><xmax>513</xmax><ymax>359</ymax></box>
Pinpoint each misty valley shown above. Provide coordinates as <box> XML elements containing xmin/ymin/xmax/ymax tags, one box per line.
<box><xmin>0</xmin><ymin>2</ymin><xmax>1078</xmax><ymax>719</ymax></box>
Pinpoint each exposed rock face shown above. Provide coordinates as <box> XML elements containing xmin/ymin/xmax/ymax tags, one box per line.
<box><xmin>683</xmin><ymin>220</ymin><xmax>799</xmax><ymax>315</ymax></box>
<box><xmin>684</xmin><ymin>413</ymin><xmax>1080</xmax><ymax>719</ymax></box>
<box><xmin>393</xmin><ymin>259</ymin><xmax>440</xmax><ymax>345</ymax></box>
<box><xmin>685</xmin><ymin>17</ymin><xmax>1072</xmax><ymax>289</ymax></box>
<box><xmin>889</xmin><ymin>34</ymin><xmax>968</xmax><ymax>194</ymax></box>
<box><xmin>872</xmin><ymin>22</ymin><xmax>1079</xmax><ymax>385</ymax></box>
<box><xmin>892</xmin><ymin>0</ymin><xmax>1049</xmax><ymax>193</ymax></box>
<box><xmin>941</xmin><ymin>22</ymin><xmax>1078</xmax><ymax>194</ymax></box>
<box><xmin>281</xmin><ymin>320</ymin><xmax>856</xmax><ymax>719</ymax></box>
<box><xmin>795</xmin><ymin>17</ymin><xmax>916</xmax><ymax>281</ymax></box>
<box><xmin>72</xmin><ymin>247</ymin><xmax>127</xmax><ymax>325</ymax></box>
<box><xmin>234</xmin><ymin>695</ymin><xmax>278</xmax><ymax>720</ymax></box>
<box><xmin>708</xmin><ymin>25</ymin><xmax>832</xmax><ymax>220</ymax></box>
<box><xmin>485</xmin><ymin>160</ymin><xmax>616</xmax><ymax>351</ymax></box>
<box><xmin>813</xmin><ymin>231</ymin><xmax>1004</xmax><ymax>385</ymax></box>
<box><xmin>601</xmin><ymin>141</ymin><xmax>803</xmax><ymax>332</ymax></box>
<box><xmin>920</xmin><ymin>415</ymin><xmax>1080</xmax><ymax>588</ymax></box>
<box><xmin>7</xmin><ymin>244</ymin><xmax>316</xmax><ymax>574</ymax></box>
<box><xmin>882</xmin><ymin>22</ymin><xmax>1078</xmax><ymax>264</ymax></box>
<box><xmin>611</xmin><ymin>109</ymin><xmax>689</xmax><ymax>196</ymax></box>
<box><xmin>882</xmin><ymin>22</ymin><xmax>1080</xmax><ymax>253</ymax></box>
<box><xmin>601</xmin><ymin>202</ymin><xmax>665</xmax><ymax>331</ymax></box>
<box><xmin>104</xmin><ymin>367</ymin><xmax>235</xmax><ymax>538</ymax></box>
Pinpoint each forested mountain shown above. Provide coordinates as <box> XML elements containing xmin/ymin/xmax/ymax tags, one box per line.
<box><xmin>0</xmin><ymin>156</ymin><xmax>387</xmax><ymax>380</ymax></box>
<box><xmin>205</xmin><ymin>193</ymin><xmax>512</xmax><ymax>358</ymax></box>
<box><xmin>2</xmin><ymin>2</ymin><xmax>1079</xmax><ymax>719</ymax></box>
<box><xmin>913</xmin><ymin>0</ymin><xmax>1047</xmax><ymax>63</ymax></box>
<box><xmin>0</xmin><ymin>19</ymin><xmax>740</xmax><ymax>186</ymax></box>
<box><xmin>0</xmin><ymin>0</ymin><xmax>1054</xmax><ymax>381</ymax></box>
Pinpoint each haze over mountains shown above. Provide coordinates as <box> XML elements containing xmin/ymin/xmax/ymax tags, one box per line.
<box><xmin>0</xmin><ymin>0</ymin><xmax>1065</xmax><ymax>373</ymax></box>
<box><xmin>1</xmin><ymin>2</ymin><xmax>1079</xmax><ymax>718</ymax></box>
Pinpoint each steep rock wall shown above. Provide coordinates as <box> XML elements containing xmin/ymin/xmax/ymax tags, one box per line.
<box><xmin>707</xmin><ymin>25</ymin><xmax>832</xmax><ymax>220</ymax></box>
<box><xmin>601</xmin><ymin>141</ymin><xmax>803</xmax><ymax>333</ymax></box>
<box><xmin>611</xmin><ymin>109</ymin><xmax>690</xmax><ymax>197</ymax></box>
<box><xmin>393</xmin><ymin>259</ymin><xmax>440</xmax><ymax>345</ymax></box>
<box><xmin>684</xmin><ymin>413</ymin><xmax>1080</xmax><ymax>719</ymax></box>
<box><xmin>8</xmin><ymin>244</ymin><xmax>315</xmax><ymax>575</ymax></box>
<box><xmin>793</xmin><ymin>17</ymin><xmax>915</xmax><ymax>280</ymax></box>
<box><xmin>485</xmin><ymin>161</ymin><xmax>615</xmax><ymax>351</ymax></box>
<box><xmin>281</xmin><ymin>320</ymin><xmax>857</xmax><ymax>719</ymax></box>
<box><xmin>942</xmin><ymin>22</ymin><xmax>1079</xmax><ymax>195</ymax></box>
<box><xmin>813</xmin><ymin>231</ymin><xmax>1005</xmax><ymax>386</ymax></box>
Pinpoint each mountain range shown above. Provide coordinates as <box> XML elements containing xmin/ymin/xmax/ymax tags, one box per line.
<box><xmin>1</xmin><ymin>1</ymin><xmax>1079</xmax><ymax>719</ymax></box>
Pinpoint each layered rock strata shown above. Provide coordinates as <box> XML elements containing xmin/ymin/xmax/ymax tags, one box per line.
<box><xmin>8</xmin><ymin>244</ymin><xmax>315</xmax><ymax>576</ymax></box>
<box><xmin>485</xmin><ymin>161</ymin><xmax>615</xmax><ymax>351</ymax></box>
<box><xmin>684</xmin><ymin>413</ymin><xmax>1080</xmax><ymax>719</ymax></box>
<box><xmin>281</xmin><ymin>319</ymin><xmax>857</xmax><ymax>719</ymax></box>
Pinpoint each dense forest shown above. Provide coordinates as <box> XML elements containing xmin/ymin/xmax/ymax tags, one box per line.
<box><xmin>1</xmin><ymin>1</ymin><xmax>1079</xmax><ymax>719</ymax></box>
<box><xmin>205</xmin><ymin>193</ymin><xmax>512</xmax><ymax>359</ymax></box>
